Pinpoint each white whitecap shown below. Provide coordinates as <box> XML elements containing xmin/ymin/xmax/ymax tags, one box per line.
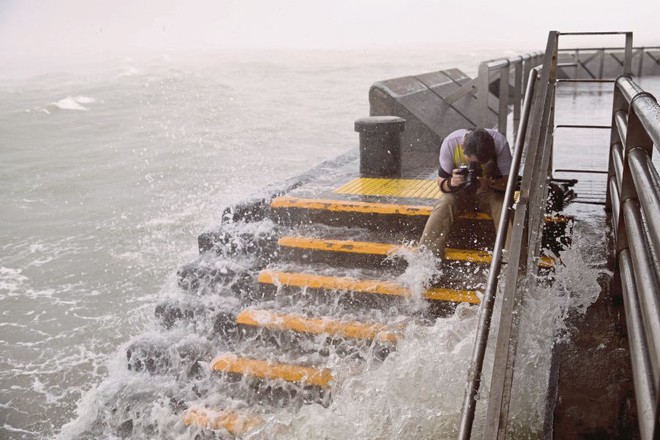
<box><xmin>49</xmin><ymin>96</ymin><xmax>96</xmax><ymax>111</ymax></box>
<box><xmin>74</xmin><ymin>96</ymin><xmax>96</xmax><ymax>104</ymax></box>
<box><xmin>0</xmin><ymin>266</ymin><xmax>29</xmax><ymax>292</ymax></box>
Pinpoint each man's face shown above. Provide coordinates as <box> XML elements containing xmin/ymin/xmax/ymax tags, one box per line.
<box><xmin>464</xmin><ymin>154</ymin><xmax>481</xmax><ymax>164</ymax></box>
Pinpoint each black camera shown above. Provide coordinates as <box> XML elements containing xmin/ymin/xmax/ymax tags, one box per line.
<box><xmin>457</xmin><ymin>161</ymin><xmax>482</xmax><ymax>192</ymax></box>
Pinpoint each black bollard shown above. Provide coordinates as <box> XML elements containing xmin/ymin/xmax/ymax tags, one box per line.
<box><xmin>354</xmin><ymin>116</ymin><xmax>405</xmax><ymax>177</ymax></box>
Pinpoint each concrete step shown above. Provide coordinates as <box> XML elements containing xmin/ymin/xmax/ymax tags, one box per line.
<box><xmin>258</xmin><ymin>270</ymin><xmax>480</xmax><ymax>305</ymax></box>
<box><xmin>211</xmin><ymin>354</ymin><xmax>334</xmax><ymax>388</ymax></box>
<box><xmin>268</xmin><ymin>196</ymin><xmax>570</xmax><ymax>254</ymax></box>
<box><xmin>269</xmin><ymin>195</ymin><xmax>486</xmax><ymax>233</ymax></box>
<box><xmin>278</xmin><ymin>235</ymin><xmax>492</xmax><ymax>265</ymax></box>
<box><xmin>277</xmin><ymin>235</ymin><xmax>554</xmax><ymax>268</ymax></box>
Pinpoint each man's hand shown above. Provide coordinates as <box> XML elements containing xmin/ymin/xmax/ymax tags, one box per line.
<box><xmin>477</xmin><ymin>175</ymin><xmax>494</xmax><ymax>193</ymax></box>
<box><xmin>451</xmin><ymin>168</ymin><xmax>466</xmax><ymax>188</ymax></box>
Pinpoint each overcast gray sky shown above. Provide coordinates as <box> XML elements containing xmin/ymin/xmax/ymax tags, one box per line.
<box><xmin>0</xmin><ymin>0</ymin><xmax>658</xmax><ymax>70</ymax></box>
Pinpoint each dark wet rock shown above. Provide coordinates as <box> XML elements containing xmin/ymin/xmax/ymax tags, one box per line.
<box><xmin>127</xmin><ymin>341</ymin><xmax>171</xmax><ymax>375</ymax></box>
<box><xmin>126</xmin><ymin>339</ymin><xmax>213</xmax><ymax>377</ymax></box>
<box><xmin>198</xmin><ymin>225</ymin><xmax>279</xmax><ymax>260</ymax></box>
<box><xmin>213</xmin><ymin>311</ymin><xmax>239</xmax><ymax>337</ymax></box>
<box><xmin>221</xmin><ymin>197</ymin><xmax>271</xmax><ymax>224</ymax></box>
<box><xmin>155</xmin><ymin>302</ymin><xmax>187</xmax><ymax>329</ymax></box>
<box><xmin>177</xmin><ymin>260</ymin><xmax>258</xmax><ymax>297</ymax></box>
<box><xmin>117</xmin><ymin>418</ymin><xmax>133</xmax><ymax>438</ymax></box>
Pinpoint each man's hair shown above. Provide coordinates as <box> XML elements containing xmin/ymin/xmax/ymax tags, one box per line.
<box><xmin>463</xmin><ymin>128</ymin><xmax>496</xmax><ymax>162</ymax></box>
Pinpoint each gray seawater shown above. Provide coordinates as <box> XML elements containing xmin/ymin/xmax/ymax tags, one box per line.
<box><xmin>2</xmin><ymin>48</ymin><xmax>659</xmax><ymax>439</ymax></box>
<box><xmin>0</xmin><ymin>48</ymin><xmax>493</xmax><ymax>439</ymax></box>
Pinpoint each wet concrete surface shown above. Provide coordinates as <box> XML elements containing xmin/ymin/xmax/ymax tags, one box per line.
<box><xmin>552</xmin><ymin>204</ymin><xmax>638</xmax><ymax>439</ymax></box>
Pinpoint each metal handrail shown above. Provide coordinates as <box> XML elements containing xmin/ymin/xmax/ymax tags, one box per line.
<box><xmin>606</xmin><ymin>74</ymin><xmax>660</xmax><ymax>440</ymax></box>
<box><xmin>457</xmin><ymin>65</ymin><xmax>540</xmax><ymax>440</ymax></box>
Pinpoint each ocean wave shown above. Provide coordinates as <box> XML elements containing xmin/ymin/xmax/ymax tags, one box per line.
<box><xmin>47</xmin><ymin>96</ymin><xmax>97</xmax><ymax>112</ymax></box>
<box><xmin>0</xmin><ymin>266</ymin><xmax>29</xmax><ymax>293</ymax></box>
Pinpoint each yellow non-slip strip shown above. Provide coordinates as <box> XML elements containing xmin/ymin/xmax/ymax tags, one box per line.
<box><xmin>236</xmin><ymin>309</ymin><xmax>401</xmax><ymax>343</ymax></box>
<box><xmin>279</xmin><ymin>236</ymin><xmax>399</xmax><ymax>255</ymax></box>
<box><xmin>258</xmin><ymin>270</ymin><xmax>480</xmax><ymax>304</ymax></box>
<box><xmin>271</xmin><ymin>196</ymin><xmax>569</xmax><ymax>224</ymax></box>
<box><xmin>277</xmin><ymin>236</ymin><xmax>555</xmax><ymax>267</ymax></box>
<box><xmin>184</xmin><ymin>408</ymin><xmax>263</xmax><ymax>435</ymax></box>
<box><xmin>334</xmin><ymin>178</ymin><xmax>442</xmax><ymax>199</ymax></box>
<box><xmin>271</xmin><ymin>196</ymin><xmax>435</xmax><ymax>216</ymax></box>
<box><xmin>211</xmin><ymin>354</ymin><xmax>333</xmax><ymax>388</ymax></box>
<box><xmin>277</xmin><ymin>236</ymin><xmax>492</xmax><ymax>263</ymax></box>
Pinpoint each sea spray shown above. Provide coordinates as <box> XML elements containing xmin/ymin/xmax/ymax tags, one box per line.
<box><xmin>262</xmin><ymin>303</ymin><xmax>479</xmax><ymax>440</ymax></box>
<box><xmin>497</xmin><ymin>215</ymin><xmax>604</xmax><ymax>438</ymax></box>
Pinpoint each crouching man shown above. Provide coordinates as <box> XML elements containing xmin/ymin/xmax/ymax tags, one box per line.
<box><xmin>419</xmin><ymin>128</ymin><xmax>513</xmax><ymax>264</ymax></box>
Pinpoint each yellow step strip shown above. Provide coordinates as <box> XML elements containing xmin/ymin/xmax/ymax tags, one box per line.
<box><xmin>271</xmin><ymin>195</ymin><xmax>437</xmax><ymax>216</ymax></box>
<box><xmin>272</xmin><ymin>196</ymin><xmax>490</xmax><ymax>220</ymax></box>
<box><xmin>211</xmin><ymin>354</ymin><xmax>334</xmax><ymax>388</ymax></box>
<box><xmin>277</xmin><ymin>236</ymin><xmax>492</xmax><ymax>264</ymax></box>
<box><xmin>258</xmin><ymin>270</ymin><xmax>480</xmax><ymax>304</ymax></box>
<box><xmin>184</xmin><ymin>408</ymin><xmax>263</xmax><ymax>435</ymax></box>
<box><xmin>276</xmin><ymin>236</ymin><xmax>554</xmax><ymax>268</ymax></box>
<box><xmin>271</xmin><ymin>196</ymin><xmax>569</xmax><ymax>224</ymax></box>
<box><xmin>236</xmin><ymin>309</ymin><xmax>402</xmax><ymax>343</ymax></box>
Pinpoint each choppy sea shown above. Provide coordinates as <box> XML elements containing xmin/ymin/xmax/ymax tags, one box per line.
<box><xmin>1</xmin><ymin>47</ymin><xmax>658</xmax><ymax>439</ymax></box>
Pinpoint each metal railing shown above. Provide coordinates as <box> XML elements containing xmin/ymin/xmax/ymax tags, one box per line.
<box><xmin>443</xmin><ymin>45</ymin><xmax>660</xmax><ymax>140</ymax></box>
<box><xmin>605</xmin><ymin>75</ymin><xmax>660</xmax><ymax>440</ymax></box>
<box><xmin>558</xmin><ymin>46</ymin><xmax>660</xmax><ymax>79</ymax></box>
<box><xmin>444</xmin><ymin>45</ymin><xmax>658</xmax><ymax>139</ymax></box>
<box><xmin>457</xmin><ymin>30</ymin><xmax>561</xmax><ymax>439</ymax></box>
<box><xmin>444</xmin><ymin>52</ymin><xmax>543</xmax><ymax>137</ymax></box>
<box><xmin>458</xmin><ymin>30</ymin><xmax>644</xmax><ymax>439</ymax></box>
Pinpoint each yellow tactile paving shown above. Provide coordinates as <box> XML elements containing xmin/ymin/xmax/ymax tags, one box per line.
<box><xmin>335</xmin><ymin>178</ymin><xmax>442</xmax><ymax>199</ymax></box>
<box><xmin>258</xmin><ymin>270</ymin><xmax>480</xmax><ymax>304</ymax></box>
<box><xmin>333</xmin><ymin>177</ymin><xmax>527</xmax><ymax>203</ymax></box>
<box><xmin>236</xmin><ymin>309</ymin><xmax>402</xmax><ymax>343</ymax></box>
<box><xmin>211</xmin><ymin>354</ymin><xmax>333</xmax><ymax>388</ymax></box>
<box><xmin>184</xmin><ymin>408</ymin><xmax>263</xmax><ymax>435</ymax></box>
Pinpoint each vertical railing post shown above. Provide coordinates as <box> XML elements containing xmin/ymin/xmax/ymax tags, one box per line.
<box><xmin>513</xmin><ymin>57</ymin><xmax>524</xmax><ymax>140</ymax></box>
<box><xmin>498</xmin><ymin>62</ymin><xmax>510</xmax><ymax>134</ymax></box>
<box><xmin>605</xmin><ymin>80</ymin><xmax>629</xmax><ymax>212</ymax></box>
<box><xmin>624</xmin><ymin>32</ymin><xmax>634</xmax><ymax>75</ymax></box>
<box><xmin>477</xmin><ymin>61</ymin><xmax>490</xmax><ymax>128</ymax></box>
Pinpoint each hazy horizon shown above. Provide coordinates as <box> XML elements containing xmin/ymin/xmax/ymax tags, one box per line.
<box><xmin>1</xmin><ymin>0</ymin><xmax>658</xmax><ymax>78</ymax></box>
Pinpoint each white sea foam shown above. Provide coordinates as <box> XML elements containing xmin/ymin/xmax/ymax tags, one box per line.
<box><xmin>0</xmin><ymin>267</ymin><xmax>29</xmax><ymax>293</ymax></box>
<box><xmin>268</xmin><ymin>304</ymin><xmax>479</xmax><ymax>440</ymax></box>
<box><xmin>48</xmin><ymin>95</ymin><xmax>96</xmax><ymax>111</ymax></box>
